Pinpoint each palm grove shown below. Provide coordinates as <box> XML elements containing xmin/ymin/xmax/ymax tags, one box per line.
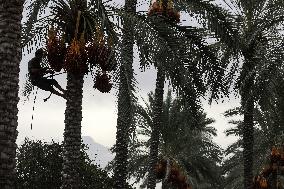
<box><xmin>0</xmin><ymin>0</ymin><xmax>284</xmax><ymax>189</ymax></box>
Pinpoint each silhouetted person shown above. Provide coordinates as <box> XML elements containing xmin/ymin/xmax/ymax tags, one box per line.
<box><xmin>28</xmin><ymin>48</ymin><xmax>66</xmax><ymax>99</ymax></box>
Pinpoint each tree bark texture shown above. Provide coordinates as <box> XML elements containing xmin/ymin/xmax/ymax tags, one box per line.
<box><xmin>241</xmin><ymin>56</ymin><xmax>255</xmax><ymax>189</ymax></box>
<box><xmin>113</xmin><ymin>1</ymin><xmax>136</xmax><ymax>189</ymax></box>
<box><xmin>0</xmin><ymin>1</ymin><xmax>23</xmax><ymax>188</ymax></box>
<box><xmin>243</xmin><ymin>96</ymin><xmax>254</xmax><ymax>189</ymax></box>
<box><xmin>147</xmin><ymin>68</ymin><xmax>165</xmax><ymax>189</ymax></box>
<box><xmin>61</xmin><ymin>73</ymin><xmax>84</xmax><ymax>189</ymax></box>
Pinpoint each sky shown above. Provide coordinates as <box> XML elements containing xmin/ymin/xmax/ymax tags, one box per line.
<box><xmin>17</xmin><ymin>0</ymin><xmax>241</xmax><ymax>150</ymax></box>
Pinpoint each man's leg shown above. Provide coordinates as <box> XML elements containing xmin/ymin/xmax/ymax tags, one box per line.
<box><xmin>50</xmin><ymin>79</ymin><xmax>66</xmax><ymax>93</ymax></box>
<box><xmin>35</xmin><ymin>78</ymin><xmax>66</xmax><ymax>99</ymax></box>
<box><xmin>50</xmin><ymin>88</ymin><xmax>66</xmax><ymax>99</ymax></box>
<box><xmin>54</xmin><ymin>83</ymin><xmax>67</xmax><ymax>93</ymax></box>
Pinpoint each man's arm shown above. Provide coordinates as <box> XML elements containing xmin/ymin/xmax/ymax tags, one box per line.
<box><xmin>28</xmin><ymin>58</ymin><xmax>53</xmax><ymax>76</ymax></box>
<box><xmin>30</xmin><ymin>68</ymin><xmax>46</xmax><ymax>75</ymax></box>
<box><xmin>30</xmin><ymin>68</ymin><xmax>55</xmax><ymax>77</ymax></box>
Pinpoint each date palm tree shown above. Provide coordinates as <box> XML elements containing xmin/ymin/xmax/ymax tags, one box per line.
<box><xmin>141</xmin><ymin>1</ymin><xmax>227</xmax><ymax>187</ymax></box>
<box><xmin>21</xmin><ymin>1</ymin><xmax>137</xmax><ymax>188</ymax></box>
<box><xmin>222</xmin><ymin>106</ymin><xmax>284</xmax><ymax>188</ymax></box>
<box><xmin>147</xmin><ymin>67</ymin><xmax>165</xmax><ymax>189</ymax></box>
<box><xmin>113</xmin><ymin>0</ymin><xmax>229</xmax><ymax>185</ymax></box>
<box><xmin>23</xmin><ymin>1</ymin><xmax>118</xmax><ymax>188</ymax></box>
<box><xmin>0</xmin><ymin>0</ymin><xmax>24</xmax><ymax>188</ymax></box>
<box><xmin>223</xmin><ymin>71</ymin><xmax>284</xmax><ymax>189</ymax></box>
<box><xmin>126</xmin><ymin>90</ymin><xmax>223</xmax><ymax>188</ymax></box>
<box><xmin>112</xmin><ymin>0</ymin><xmax>136</xmax><ymax>188</ymax></box>
<box><xmin>175</xmin><ymin>1</ymin><xmax>284</xmax><ymax>188</ymax></box>
<box><xmin>116</xmin><ymin>12</ymin><xmax>225</xmax><ymax>189</ymax></box>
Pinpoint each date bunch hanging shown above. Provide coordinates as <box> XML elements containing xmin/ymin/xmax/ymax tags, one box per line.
<box><xmin>64</xmin><ymin>33</ymin><xmax>88</xmax><ymax>75</ymax></box>
<box><xmin>271</xmin><ymin>146</ymin><xmax>284</xmax><ymax>165</ymax></box>
<box><xmin>253</xmin><ymin>146</ymin><xmax>284</xmax><ymax>189</ymax></box>
<box><xmin>87</xmin><ymin>26</ymin><xmax>115</xmax><ymax>72</ymax></box>
<box><xmin>253</xmin><ymin>176</ymin><xmax>268</xmax><ymax>189</ymax></box>
<box><xmin>63</xmin><ymin>11</ymin><xmax>88</xmax><ymax>76</ymax></box>
<box><xmin>46</xmin><ymin>27</ymin><xmax>67</xmax><ymax>72</ymax></box>
<box><xmin>154</xmin><ymin>158</ymin><xmax>192</xmax><ymax>189</ymax></box>
<box><xmin>94</xmin><ymin>72</ymin><xmax>112</xmax><ymax>93</ymax></box>
<box><xmin>148</xmin><ymin>0</ymin><xmax>180</xmax><ymax>23</ymax></box>
<box><xmin>87</xmin><ymin>25</ymin><xmax>114</xmax><ymax>93</ymax></box>
<box><xmin>148</xmin><ymin>0</ymin><xmax>163</xmax><ymax>15</ymax></box>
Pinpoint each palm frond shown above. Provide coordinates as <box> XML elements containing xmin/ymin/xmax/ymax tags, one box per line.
<box><xmin>175</xmin><ymin>0</ymin><xmax>240</xmax><ymax>52</ymax></box>
<box><xmin>21</xmin><ymin>73</ymin><xmax>34</xmax><ymax>103</ymax></box>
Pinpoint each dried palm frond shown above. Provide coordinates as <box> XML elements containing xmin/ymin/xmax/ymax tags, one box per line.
<box><xmin>22</xmin><ymin>73</ymin><xmax>34</xmax><ymax>104</ymax></box>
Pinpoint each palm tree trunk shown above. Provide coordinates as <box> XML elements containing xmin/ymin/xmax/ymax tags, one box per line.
<box><xmin>0</xmin><ymin>1</ymin><xmax>23</xmax><ymax>188</ymax></box>
<box><xmin>113</xmin><ymin>1</ymin><xmax>136</xmax><ymax>188</ymax></box>
<box><xmin>241</xmin><ymin>55</ymin><xmax>255</xmax><ymax>189</ymax></box>
<box><xmin>61</xmin><ymin>72</ymin><xmax>84</xmax><ymax>189</ymax></box>
<box><xmin>147</xmin><ymin>68</ymin><xmax>165</xmax><ymax>189</ymax></box>
<box><xmin>243</xmin><ymin>96</ymin><xmax>254</xmax><ymax>189</ymax></box>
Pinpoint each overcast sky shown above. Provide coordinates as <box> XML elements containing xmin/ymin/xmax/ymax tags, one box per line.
<box><xmin>17</xmin><ymin>0</ymin><xmax>240</xmax><ymax>149</ymax></box>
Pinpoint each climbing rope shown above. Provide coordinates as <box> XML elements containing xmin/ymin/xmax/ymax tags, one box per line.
<box><xmin>30</xmin><ymin>87</ymin><xmax>39</xmax><ymax>130</ymax></box>
<box><xmin>29</xmin><ymin>70</ymin><xmax>66</xmax><ymax>130</ymax></box>
<box><xmin>44</xmin><ymin>71</ymin><xmax>66</xmax><ymax>78</ymax></box>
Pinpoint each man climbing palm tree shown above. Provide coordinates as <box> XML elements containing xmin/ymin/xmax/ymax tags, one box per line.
<box><xmin>28</xmin><ymin>48</ymin><xmax>66</xmax><ymax>99</ymax></box>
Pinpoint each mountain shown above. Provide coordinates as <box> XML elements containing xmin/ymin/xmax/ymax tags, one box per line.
<box><xmin>82</xmin><ymin>136</ymin><xmax>162</xmax><ymax>188</ymax></box>
<box><xmin>82</xmin><ymin>136</ymin><xmax>114</xmax><ymax>168</ymax></box>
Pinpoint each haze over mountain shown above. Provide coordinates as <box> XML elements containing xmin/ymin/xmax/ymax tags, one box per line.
<box><xmin>82</xmin><ymin>136</ymin><xmax>114</xmax><ymax>168</ymax></box>
<box><xmin>82</xmin><ymin>136</ymin><xmax>162</xmax><ymax>188</ymax></box>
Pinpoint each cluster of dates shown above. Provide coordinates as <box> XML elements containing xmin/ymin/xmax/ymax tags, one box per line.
<box><xmin>87</xmin><ymin>35</ymin><xmax>115</xmax><ymax>93</ymax></box>
<box><xmin>64</xmin><ymin>34</ymin><xmax>88</xmax><ymax>75</ymax></box>
<box><xmin>46</xmin><ymin>27</ymin><xmax>114</xmax><ymax>93</ymax></box>
<box><xmin>155</xmin><ymin>159</ymin><xmax>191</xmax><ymax>189</ymax></box>
<box><xmin>46</xmin><ymin>28</ymin><xmax>66</xmax><ymax>72</ymax></box>
<box><xmin>253</xmin><ymin>175</ymin><xmax>268</xmax><ymax>189</ymax></box>
<box><xmin>253</xmin><ymin>146</ymin><xmax>284</xmax><ymax>189</ymax></box>
<box><xmin>148</xmin><ymin>0</ymin><xmax>180</xmax><ymax>23</ymax></box>
<box><xmin>270</xmin><ymin>146</ymin><xmax>284</xmax><ymax>165</ymax></box>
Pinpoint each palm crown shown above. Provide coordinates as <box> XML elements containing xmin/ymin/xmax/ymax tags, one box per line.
<box><xmin>126</xmin><ymin>90</ymin><xmax>223</xmax><ymax>188</ymax></box>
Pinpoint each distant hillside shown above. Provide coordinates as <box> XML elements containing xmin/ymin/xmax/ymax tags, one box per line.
<box><xmin>82</xmin><ymin>136</ymin><xmax>163</xmax><ymax>188</ymax></box>
<box><xmin>82</xmin><ymin>136</ymin><xmax>114</xmax><ymax>168</ymax></box>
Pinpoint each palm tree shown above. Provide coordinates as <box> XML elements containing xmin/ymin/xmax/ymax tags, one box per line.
<box><xmin>112</xmin><ymin>0</ymin><xmax>136</xmax><ymax>188</ymax></box>
<box><xmin>135</xmin><ymin>2</ymin><xmax>226</xmax><ymax>187</ymax></box>
<box><xmin>147</xmin><ymin>67</ymin><xmax>165</xmax><ymax>189</ymax></box>
<box><xmin>0</xmin><ymin>0</ymin><xmax>24</xmax><ymax>188</ymax></box>
<box><xmin>126</xmin><ymin>90</ymin><xmax>223</xmax><ymax>188</ymax></box>
<box><xmin>222</xmin><ymin>80</ymin><xmax>284</xmax><ymax>189</ymax></box>
<box><xmin>145</xmin><ymin>1</ymin><xmax>174</xmax><ymax>188</ymax></box>
<box><xmin>110</xmin><ymin>1</ymin><xmax>224</xmax><ymax>187</ymax></box>
<box><xmin>175</xmin><ymin>1</ymin><xmax>284</xmax><ymax>188</ymax></box>
<box><xmin>222</xmin><ymin>111</ymin><xmax>284</xmax><ymax>189</ymax></box>
<box><xmin>23</xmin><ymin>1</ymin><xmax>118</xmax><ymax>188</ymax></box>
